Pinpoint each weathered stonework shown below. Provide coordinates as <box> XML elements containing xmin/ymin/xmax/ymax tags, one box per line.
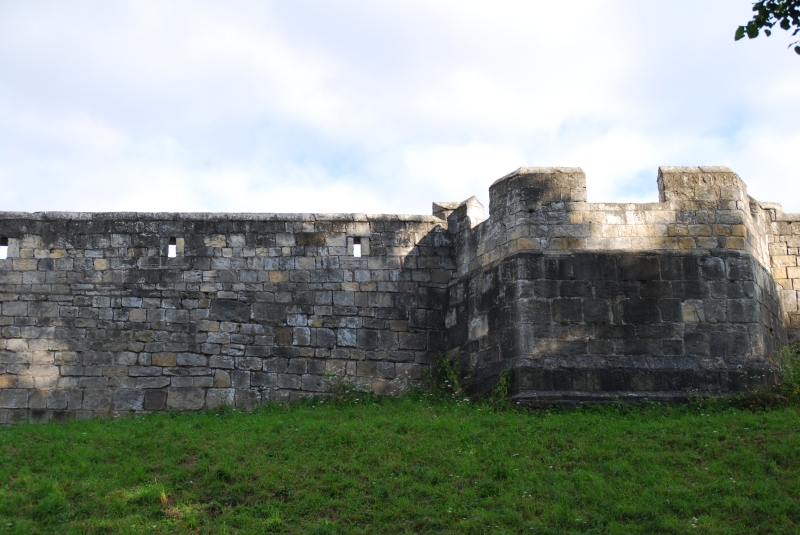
<box><xmin>0</xmin><ymin>166</ymin><xmax>798</xmax><ymax>420</ymax></box>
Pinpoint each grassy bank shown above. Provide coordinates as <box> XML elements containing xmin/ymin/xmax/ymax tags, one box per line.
<box><xmin>1</xmin><ymin>395</ymin><xmax>799</xmax><ymax>534</ymax></box>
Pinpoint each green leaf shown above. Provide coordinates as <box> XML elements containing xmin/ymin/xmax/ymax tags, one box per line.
<box><xmin>794</xmin><ymin>45</ymin><xmax>800</xmax><ymax>55</ymax></box>
<box><xmin>735</xmin><ymin>26</ymin><xmax>746</xmax><ymax>40</ymax></box>
<box><xmin>747</xmin><ymin>23</ymin><xmax>760</xmax><ymax>38</ymax></box>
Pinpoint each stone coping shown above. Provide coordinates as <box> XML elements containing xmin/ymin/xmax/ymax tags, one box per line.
<box><xmin>0</xmin><ymin>212</ymin><xmax>445</xmax><ymax>223</ymax></box>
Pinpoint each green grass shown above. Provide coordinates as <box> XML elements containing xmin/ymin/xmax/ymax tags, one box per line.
<box><xmin>1</xmin><ymin>395</ymin><xmax>799</xmax><ymax>534</ymax></box>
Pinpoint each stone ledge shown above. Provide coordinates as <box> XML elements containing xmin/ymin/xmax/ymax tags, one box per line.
<box><xmin>0</xmin><ymin>211</ymin><xmax>444</xmax><ymax>223</ymax></box>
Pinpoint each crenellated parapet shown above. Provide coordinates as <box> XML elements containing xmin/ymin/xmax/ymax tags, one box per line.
<box><xmin>446</xmin><ymin>166</ymin><xmax>796</xmax><ymax>404</ymax></box>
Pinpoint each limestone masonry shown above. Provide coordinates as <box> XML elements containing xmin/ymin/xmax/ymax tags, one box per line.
<box><xmin>1</xmin><ymin>166</ymin><xmax>799</xmax><ymax>422</ymax></box>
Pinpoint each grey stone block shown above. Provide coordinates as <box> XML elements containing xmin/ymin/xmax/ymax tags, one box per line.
<box><xmin>83</xmin><ymin>389</ymin><xmax>112</xmax><ymax>410</ymax></box>
<box><xmin>113</xmin><ymin>389</ymin><xmax>144</xmax><ymax>411</ymax></box>
<box><xmin>209</xmin><ymin>300</ymin><xmax>251</xmax><ymax>322</ymax></box>
<box><xmin>167</xmin><ymin>388</ymin><xmax>205</xmax><ymax>410</ymax></box>
<box><xmin>144</xmin><ymin>389</ymin><xmax>167</xmax><ymax>410</ymax></box>
<box><xmin>206</xmin><ymin>388</ymin><xmax>235</xmax><ymax>409</ymax></box>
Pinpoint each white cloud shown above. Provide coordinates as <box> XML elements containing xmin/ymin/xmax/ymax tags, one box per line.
<box><xmin>0</xmin><ymin>0</ymin><xmax>798</xmax><ymax>215</ymax></box>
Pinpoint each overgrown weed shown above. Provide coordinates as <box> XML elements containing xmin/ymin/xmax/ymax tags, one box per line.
<box><xmin>773</xmin><ymin>342</ymin><xmax>800</xmax><ymax>397</ymax></box>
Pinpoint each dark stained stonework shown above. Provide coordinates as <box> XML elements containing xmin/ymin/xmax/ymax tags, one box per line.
<box><xmin>1</xmin><ymin>166</ymin><xmax>799</xmax><ymax>421</ymax></box>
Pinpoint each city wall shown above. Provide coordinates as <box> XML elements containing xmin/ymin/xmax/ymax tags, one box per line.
<box><xmin>1</xmin><ymin>166</ymin><xmax>798</xmax><ymax>420</ymax></box>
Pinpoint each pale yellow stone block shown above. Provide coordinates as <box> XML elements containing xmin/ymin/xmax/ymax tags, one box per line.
<box><xmin>221</xmin><ymin>248</ymin><xmax>233</xmax><ymax>258</ymax></box>
<box><xmin>512</xmin><ymin>238</ymin><xmax>541</xmax><ymax>251</ymax></box>
<box><xmin>605</xmin><ymin>212</ymin><xmax>625</xmax><ymax>225</ymax></box>
<box><xmin>726</xmin><ymin>237</ymin><xmax>746</xmax><ymax>250</ymax></box>
<box><xmin>341</xmin><ymin>282</ymin><xmax>359</xmax><ymax>291</ymax></box>
<box><xmin>645</xmin><ymin>211</ymin><xmax>675</xmax><ymax>224</ymax></box>
<box><xmin>255</xmin><ymin>247</ymin><xmax>270</xmax><ymax>257</ymax></box>
<box><xmin>567</xmin><ymin>211</ymin><xmax>584</xmax><ymax>224</ymax></box>
<box><xmin>214</xmin><ymin>370</ymin><xmax>231</xmax><ymax>388</ymax></box>
<box><xmin>0</xmin><ymin>375</ymin><xmax>16</xmax><ymax>388</ymax></box>
<box><xmin>34</xmin><ymin>249</ymin><xmax>50</xmax><ymax>259</ymax></box>
<box><xmin>772</xmin><ymin>255</ymin><xmax>798</xmax><ymax>267</ymax></box>
<box><xmin>204</xmin><ymin>234</ymin><xmax>227</xmax><ymax>247</ymax></box>
<box><xmin>360</xmin><ymin>282</ymin><xmax>377</xmax><ymax>292</ymax></box>
<box><xmin>94</xmin><ymin>258</ymin><xmax>109</xmax><ymax>270</ymax></box>
<box><xmin>651</xmin><ymin>237</ymin><xmax>678</xmax><ymax>249</ymax></box>
<box><xmin>625</xmin><ymin>211</ymin><xmax>646</xmax><ymax>225</ymax></box>
<box><xmin>21</xmin><ymin>235</ymin><xmax>42</xmax><ymax>248</ymax></box>
<box><xmin>772</xmin><ymin>267</ymin><xmax>787</xmax><ymax>279</ymax></box>
<box><xmin>713</xmin><ymin>225</ymin><xmax>731</xmax><ymax>236</ymax></box>
<box><xmin>636</xmin><ymin>225</ymin><xmax>656</xmax><ymax>237</ymax></box>
<box><xmin>731</xmin><ymin>225</ymin><xmax>747</xmax><ymax>238</ymax></box>
<box><xmin>549</xmin><ymin>238</ymin><xmax>569</xmax><ymax>250</ymax></box>
<box><xmin>678</xmin><ymin>237</ymin><xmax>696</xmax><ymax>249</ymax></box>
<box><xmin>601</xmin><ymin>225</ymin><xmax>619</xmax><ymax>238</ymax></box>
<box><xmin>12</xmin><ymin>258</ymin><xmax>38</xmax><ymax>270</ymax></box>
<box><xmin>776</xmin><ymin>278</ymin><xmax>793</xmax><ymax>289</ymax></box>
<box><xmin>152</xmin><ymin>353</ymin><xmax>177</xmax><ymax>366</ymax></box>
<box><xmin>129</xmin><ymin>309</ymin><xmax>147</xmax><ymax>322</ymax></box>
<box><xmin>786</xmin><ymin>267</ymin><xmax>800</xmax><ymax>279</ymax></box>
<box><xmin>269</xmin><ymin>271</ymin><xmax>289</xmax><ymax>282</ymax></box>
<box><xmin>584</xmin><ymin>212</ymin><xmax>606</xmax><ymax>224</ymax></box>
<box><xmin>696</xmin><ymin>237</ymin><xmax>716</xmax><ymax>249</ymax></box>
<box><xmin>689</xmin><ymin>225</ymin><xmax>712</xmax><ymax>237</ymax></box>
<box><xmin>281</xmin><ymin>247</ymin><xmax>292</xmax><ymax>256</ymax></box>
<box><xmin>617</xmin><ymin>226</ymin><xmax>635</xmax><ymax>237</ymax></box>
<box><xmin>49</xmin><ymin>248</ymin><xmax>66</xmax><ymax>258</ymax></box>
<box><xmin>19</xmin><ymin>248</ymin><xmax>34</xmax><ymax>258</ymax></box>
<box><xmin>614</xmin><ymin>237</ymin><xmax>633</xmax><ymax>250</ymax></box>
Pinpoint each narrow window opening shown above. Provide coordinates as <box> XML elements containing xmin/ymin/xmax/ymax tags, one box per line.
<box><xmin>168</xmin><ymin>237</ymin><xmax>177</xmax><ymax>258</ymax></box>
<box><xmin>0</xmin><ymin>237</ymin><xmax>7</xmax><ymax>260</ymax></box>
<box><xmin>353</xmin><ymin>237</ymin><xmax>362</xmax><ymax>257</ymax></box>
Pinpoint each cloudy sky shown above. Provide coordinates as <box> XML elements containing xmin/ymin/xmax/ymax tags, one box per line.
<box><xmin>1</xmin><ymin>0</ymin><xmax>798</xmax><ymax>216</ymax></box>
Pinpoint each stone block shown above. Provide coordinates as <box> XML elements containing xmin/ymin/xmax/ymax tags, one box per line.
<box><xmin>621</xmin><ymin>299</ymin><xmax>661</xmax><ymax>324</ymax></box>
<box><xmin>167</xmin><ymin>388</ymin><xmax>205</xmax><ymax>410</ymax></box>
<box><xmin>209</xmin><ymin>300</ymin><xmax>251</xmax><ymax>322</ymax></box>
<box><xmin>230</xmin><ymin>370</ymin><xmax>251</xmax><ymax>389</ymax></box>
<box><xmin>152</xmin><ymin>352</ymin><xmax>177</xmax><ymax>367</ymax></box>
<box><xmin>113</xmin><ymin>389</ymin><xmax>144</xmax><ymax>411</ymax></box>
<box><xmin>83</xmin><ymin>389</ymin><xmax>112</xmax><ymax>410</ymax></box>
<box><xmin>618</xmin><ymin>256</ymin><xmax>660</xmax><ymax>281</ymax></box>
<box><xmin>144</xmin><ymin>390</ymin><xmax>167</xmax><ymax>410</ymax></box>
<box><xmin>206</xmin><ymin>388</ymin><xmax>235</xmax><ymax>409</ymax></box>
<box><xmin>277</xmin><ymin>373</ymin><xmax>301</xmax><ymax>389</ymax></box>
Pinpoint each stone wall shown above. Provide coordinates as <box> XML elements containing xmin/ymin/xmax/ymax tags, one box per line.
<box><xmin>0</xmin><ymin>165</ymin><xmax>797</xmax><ymax>420</ymax></box>
<box><xmin>763</xmin><ymin>204</ymin><xmax>800</xmax><ymax>342</ymax></box>
<box><xmin>0</xmin><ymin>213</ymin><xmax>452</xmax><ymax>422</ymax></box>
